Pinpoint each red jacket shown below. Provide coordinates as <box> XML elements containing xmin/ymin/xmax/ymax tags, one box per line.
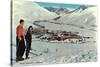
<box><xmin>16</xmin><ymin>24</ymin><xmax>24</xmax><ymax>39</ymax></box>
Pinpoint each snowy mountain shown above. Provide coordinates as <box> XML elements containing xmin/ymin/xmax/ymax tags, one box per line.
<box><xmin>57</xmin><ymin>6</ymin><xmax>96</xmax><ymax>23</ymax></box>
<box><xmin>36</xmin><ymin>6</ymin><xmax>97</xmax><ymax>37</ymax></box>
<box><xmin>44</xmin><ymin>7</ymin><xmax>70</xmax><ymax>15</ymax></box>
<box><xmin>12</xmin><ymin>0</ymin><xmax>58</xmax><ymax>45</ymax></box>
<box><xmin>11</xmin><ymin>1</ymin><xmax>97</xmax><ymax>66</ymax></box>
<box><xmin>12</xmin><ymin>1</ymin><xmax>58</xmax><ymax>23</ymax></box>
<box><xmin>56</xmin><ymin>7</ymin><xmax>97</xmax><ymax>30</ymax></box>
<box><xmin>44</xmin><ymin>5</ymin><xmax>89</xmax><ymax>15</ymax></box>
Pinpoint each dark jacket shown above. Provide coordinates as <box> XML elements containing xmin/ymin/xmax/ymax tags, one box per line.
<box><xmin>25</xmin><ymin>31</ymin><xmax>32</xmax><ymax>42</ymax></box>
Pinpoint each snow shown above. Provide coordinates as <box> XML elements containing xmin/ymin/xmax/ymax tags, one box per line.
<box><xmin>36</xmin><ymin>6</ymin><xmax>97</xmax><ymax>38</ymax></box>
<box><xmin>12</xmin><ymin>38</ymin><xmax>97</xmax><ymax>66</ymax></box>
<box><xmin>12</xmin><ymin>0</ymin><xmax>58</xmax><ymax>45</ymax></box>
<box><xmin>59</xmin><ymin>50</ymin><xmax>97</xmax><ymax>63</ymax></box>
<box><xmin>57</xmin><ymin>7</ymin><xmax>97</xmax><ymax>27</ymax></box>
<box><xmin>11</xmin><ymin>1</ymin><xmax>97</xmax><ymax>66</ymax></box>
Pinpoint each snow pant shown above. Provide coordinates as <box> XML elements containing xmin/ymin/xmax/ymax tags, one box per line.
<box><xmin>26</xmin><ymin>40</ymin><xmax>31</xmax><ymax>58</ymax></box>
<box><xmin>16</xmin><ymin>36</ymin><xmax>25</xmax><ymax>59</ymax></box>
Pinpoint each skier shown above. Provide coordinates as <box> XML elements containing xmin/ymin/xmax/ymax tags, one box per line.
<box><xmin>16</xmin><ymin>19</ymin><xmax>25</xmax><ymax>62</ymax></box>
<box><xmin>25</xmin><ymin>26</ymin><xmax>33</xmax><ymax>59</ymax></box>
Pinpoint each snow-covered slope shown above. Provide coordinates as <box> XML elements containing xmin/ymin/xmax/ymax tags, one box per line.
<box><xmin>57</xmin><ymin>7</ymin><xmax>97</xmax><ymax>29</ymax></box>
<box><xmin>12</xmin><ymin>39</ymin><xmax>97</xmax><ymax>66</ymax></box>
<box><xmin>12</xmin><ymin>0</ymin><xmax>58</xmax><ymax>45</ymax></box>
<box><xmin>12</xmin><ymin>1</ymin><xmax>58</xmax><ymax>23</ymax></box>
<box><xmin>37</xmin><ymin>7</ymin><xmax>97</xmax><ymax>36</ymax></box>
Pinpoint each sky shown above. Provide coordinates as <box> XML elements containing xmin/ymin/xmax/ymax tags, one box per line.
<box><xmin>36</xmin><ymin>2</ymin><xmax>95</xmax><ymax>9</ymax></box>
